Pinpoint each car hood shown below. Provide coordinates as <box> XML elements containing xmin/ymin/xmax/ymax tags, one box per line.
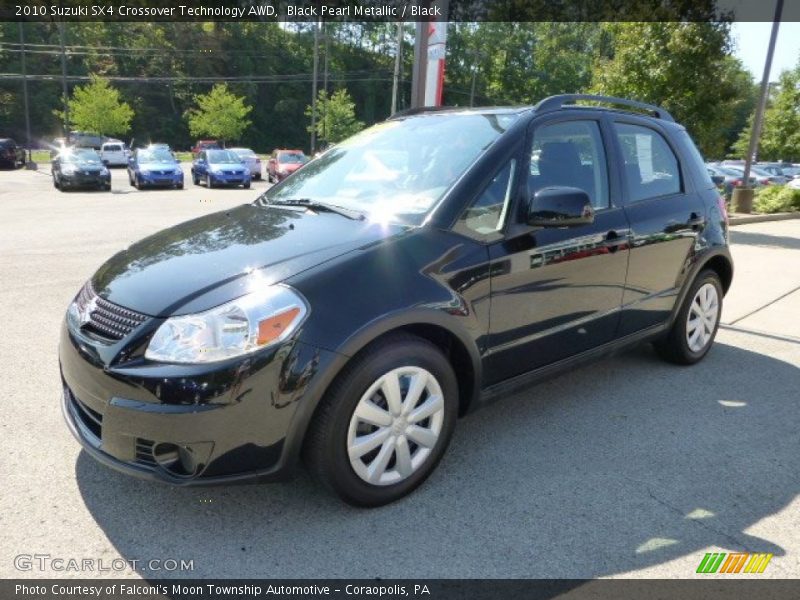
<box><xmin>139</xmin><ymin>162</ymin><xmax>179</xmax><ymax>170</ymax></box>
<box><xmin>92</xmin><ymin>203</ymin><xmax>406</xmax><ymax>317</ymax></box>
<box><xmin>210</xmin><ymin>163</ymin><xmax>246</xmax><ymax>170</ymax></box>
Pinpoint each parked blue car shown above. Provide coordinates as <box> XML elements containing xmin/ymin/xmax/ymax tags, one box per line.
<box><xmin>191</xmin><ymin>149</ymin><xmax>251</xmax><ymax>189</ymax></box>
<box><xmin>128</xmin><ymin>147</ymin><xmax>184</xmax><ymax>190</ymax></box>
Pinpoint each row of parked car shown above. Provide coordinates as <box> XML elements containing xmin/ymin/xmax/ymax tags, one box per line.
<box><xmin>47</xmin><ymin>136</ymin><xmax>311</xmax><ymax>192</ymax></box>
<box><xmin>705</xmin><ymin>160</ymin><xmax>800</xmax><ymax>196</ymax></box>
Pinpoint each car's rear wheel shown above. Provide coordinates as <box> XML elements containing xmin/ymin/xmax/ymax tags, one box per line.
<box><xmin>304</xmin><ymin>333</ymin><xmax>458</xmax><ymax>507</ymax></box>
<box><xmin>655</xmin><ymin>269</ymin><xmax>723</xmax><ymax>365</ymax></box>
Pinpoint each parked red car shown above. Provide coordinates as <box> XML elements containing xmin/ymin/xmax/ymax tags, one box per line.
<box><xmin>191</xmin><ymin>139</ymin><xmax>221</xmax><ymax>156</ymax></box>
<box><xmin>267</xmin><ymin>149</ymin><xmax>308</xmax><ymax>183</ymax></box>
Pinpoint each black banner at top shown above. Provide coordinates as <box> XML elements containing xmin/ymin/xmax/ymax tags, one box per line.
<box><xmin>0</xmin><ymin>0</ymin><xmax>798</xmax><ymax>22</ymax></box>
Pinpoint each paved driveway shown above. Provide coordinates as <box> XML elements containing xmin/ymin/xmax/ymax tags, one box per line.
<box><xmin>0</xmin><ymin>166</ymin><xmax>797</xmax><ymax>579</ymax></box>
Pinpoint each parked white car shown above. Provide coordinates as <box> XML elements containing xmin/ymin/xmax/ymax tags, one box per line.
<box><xmin>788</xmin><ymin>178</ymin><xmax>800</xmax><ymax>190</ymax></box>
<box><xmin>229</xmin><ymin>147</ymin><xmax>262</xmax><ymax>180</ymax></box>
<box><xmin>100</xmin><ymin>141</ymin><xmax>129</xmax><ymax>167</ymax></box>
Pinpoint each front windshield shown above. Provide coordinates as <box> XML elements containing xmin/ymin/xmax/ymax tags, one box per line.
<box><xmin>279</xmin><ymin>152</ymin><xmax>306</xmax><ymax>164</ymax></box>
<box><xmin>233</xmin><ymin>149</ymin><xmax>256</xmax><ymax>158</ymax></box>
<box><xmin>62</xmin><ymin>150</ymin><xmax>101</xmax><ymax>164</ymax></box>
<box><xmin>260</xmin><ymin>112</ymin><xmax>518</xmax><ymax>223</ymax></box>
<box><xmin>139</xmin><ymin>149</ymin><xmax>174</xmax><ymax>163</ymax></box>
<box><xmin>207</xmin><ymin>150</ymin><xmax>242</xmax><ymax>164</ymax></box>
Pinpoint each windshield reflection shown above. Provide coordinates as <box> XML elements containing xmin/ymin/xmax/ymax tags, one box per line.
<box><xmin>259</xmin><ymin>112</ymin><xmax>518</xmax><ymax>224</ymax></box>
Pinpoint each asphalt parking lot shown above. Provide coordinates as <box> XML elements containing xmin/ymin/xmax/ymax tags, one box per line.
<box><xmin>0</xmin><ymin>164</ymin><xmax>798</xmax><ymax>580</ymax></box>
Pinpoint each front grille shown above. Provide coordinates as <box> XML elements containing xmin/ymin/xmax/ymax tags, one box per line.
<box><xmin>75</xmin><ymin>283</ymin><xmax>148</xmax><ymax>342</ymax></box>
<box><xmin>67</xmin><ymin>388</ymin><xmax>103</xmax><ymax>440</ymax></box>
<box><xmin>135</xmin><ymin>438</ymin><xmax>157</xmax><ymax>468</ymax></box>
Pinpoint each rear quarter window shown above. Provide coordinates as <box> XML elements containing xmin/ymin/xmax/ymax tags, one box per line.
<box><xmin>674</xmin><ymin>129</ymin><xmax>716</xmax><ymax>191</ymax></box>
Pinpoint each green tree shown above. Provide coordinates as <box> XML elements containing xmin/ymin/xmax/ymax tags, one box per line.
<box><xmin>306</xmin><ymin>89</ymin><xmax>364</xmax><ymax>145</ymax></box>
<box><xmin>590</xmin><ymin>23</ymin><xmax>752</xmax><ymax>158</ymax></box>
<box><xmin>733</xmin><ymin>66</ymin><xmax>800</xmax><ymax>162</ymax></box>
<box><xmin>185</xmin><ymin>83</ymin><xmax>252</xmax><ymax>142</ymax></box>
<box><xmin>57</xmin><ymin>74</ymin><xmax>134</xmax><ymax>137</ymax></box>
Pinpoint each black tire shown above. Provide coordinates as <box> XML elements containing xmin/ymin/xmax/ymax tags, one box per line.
<box><xmin>192</xmin><ymin>171</ymin><xmax>199</xmax><ymax>185</ymax></box>
<box><xmin>304</xmin><ymin>333</ymin><xmax>458</xmax><ymax>507</ymax></box>
<box><xmin>206</xmin><ymin>174</ymin><xmax>214</xmax><ymax>189</ymax></box>
<box><xmin>254</xmin><ymin>173</ymin><xmax>261</xmax><ymax>181</ymax></box>
<box><xmin>128</xmin><ymin>171</ymin><xmax>135</xmax><ymax>186</ymax></box>
<box><xmin>654</xmin><ymin>269</ymin><xmax>723</xmax><ymax>365</ymax></box>
<box><xmin>177</xmin><ymin>182</ymin><xmax>185</xmax><ymax>190</ymax></box>
<box><xmin>53</xmin><ymin>173</ymin><xmax>60</xmax><ymax>189</ymax></box>
<box><xmin>243</xmin><ymin>181</ymin><xmax>251</xmax><ymax>189</ymax></box>
<box><xmin>134</xmin><ymin>175</ymin><xmax>141</xmax><ymax>190</ymax></box>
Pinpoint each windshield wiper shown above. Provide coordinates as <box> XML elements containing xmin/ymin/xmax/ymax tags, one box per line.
<box><xmin>263</xmin><ymin>198</ymin><xmax>365</xmax><ymax>221</ymax></box>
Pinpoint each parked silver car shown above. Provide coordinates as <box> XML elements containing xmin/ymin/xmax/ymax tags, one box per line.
<box><xmin>229</xmin><ymin>147</ymin><xmax>262</xmax><ymax>180</ymax></box>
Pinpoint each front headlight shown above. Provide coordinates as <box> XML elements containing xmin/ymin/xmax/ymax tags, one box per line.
<box><xmin>100</xmin><ymin>167</ymin><xmax>109</xmax><ymax>176</ymax></box>
<box><xmin>145</xmin><ymin>285</ymin><xmax>308</xmax><ymax>364</ymax></box>
<box><xmin>62</xmin><ymin>165</ymin><xmax>77</xmax><ymax>175</ymax></box>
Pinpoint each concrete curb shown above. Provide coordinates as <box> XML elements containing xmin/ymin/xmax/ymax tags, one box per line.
<box><xmin>728</xmin><ymin>212</ymin><xmax>800</xmax><ymax>226</ymax></box>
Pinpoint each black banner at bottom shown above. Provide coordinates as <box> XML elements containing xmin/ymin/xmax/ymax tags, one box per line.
<box><xmin>5</xmin><ymin>579</ymin><xmax>800</xmax><ymax>600</ymax></box>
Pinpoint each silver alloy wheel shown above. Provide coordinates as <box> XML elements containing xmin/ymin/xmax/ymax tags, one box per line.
<box><xmin>686</xmin><ymin>282</ymin><xmax>719</xmax><ymax>353</ymax></box>
<box><xmin>347</xmin><ymin>366</ymin><xmax>445</xmax><ymax>486</ymax></box>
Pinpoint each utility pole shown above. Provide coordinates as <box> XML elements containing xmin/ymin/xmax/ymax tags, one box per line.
<box><xmin>59</xmin><ymin>21</ymin><xmax>70</xmax><ymax>143</ymax></box>
<box><xmin>310</xmin><ymin>21</ymin><xmax>320</xmax><ymax>155</ymax></box>
<box><xmin>391</xmin><ymin>22</ymin><xmax>403</xmax><ymax>114</ymax></box>
<box><xmin>733</xmin><ymin>0</ymin><xmax>783</xmax><ymax>214</ymax></box>
<box><xmin>410</xmin><ymin>19</ymin><xmax>429</xmax><ymax>109</ymax></box>
<box><xmin>18</xmin><ymin>22</ymin><xmax>33</xmax><ymax>167</ymax></box>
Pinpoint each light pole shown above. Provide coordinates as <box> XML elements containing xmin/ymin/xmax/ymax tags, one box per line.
<box><xmin>732</xmin><ymin>0</ymin><xmax>783</xmax><ymax>213</ymax></box>
<box><xmin>391</xmin><ymin>22</ymin><xmax>404</xmax><ymax>114</ymax></box>
<box><xmin>59</xmin><ymin>21</ymin><xmax>70</xmax><ymax>143</ymax></box>
<box><xmin>18</xmin><ymin>22</ymin><xmax>35</xmax><ymax>168</ymax></box>
<box><xmin>310</xmin><ymin>21</ymin><xmax>320</xmax><ymax>155</ymax></box>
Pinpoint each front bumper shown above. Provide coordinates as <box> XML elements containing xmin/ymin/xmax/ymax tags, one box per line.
<box><xmin>59</xmin><ymin>318</ymin><xmax>337</xmax><ymax>484</ymax></box>
<box><xmin>210</xmin><ymin>171</ymin><xmax>250</xmax><ymax>186</ymax></box>
<box><xmin>139</xmin><ymin>171</ymin><xmax>183</xmax><ymax>187</ymax></box>
<box><xmin>62</xmin><ymin>172</ymin><xmax>110</xmax><ymax>188</ymax></box>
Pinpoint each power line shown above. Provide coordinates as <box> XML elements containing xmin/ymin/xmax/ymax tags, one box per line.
<box><xmin>0</xmin><ymin>72</ymin><xmax>393</xmax><ymax>84</ymax></box>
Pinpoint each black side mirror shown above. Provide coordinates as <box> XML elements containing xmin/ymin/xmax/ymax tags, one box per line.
<box><xmin>528</xmin><ymin>186</ymin><xmax>594</xmax><ymax>227</ymax></box>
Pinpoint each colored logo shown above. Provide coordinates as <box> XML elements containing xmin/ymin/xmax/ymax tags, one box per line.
<box><xmin>696</xmin><ymin>552</ymin><xmax>773</xmax><ymax>574</ymax></box>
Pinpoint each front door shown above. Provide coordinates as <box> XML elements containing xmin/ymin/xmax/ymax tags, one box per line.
<box><xmin>485</xmin><ymin>116</ymin><xmax>630</xmax><ymax>385</ymax></box>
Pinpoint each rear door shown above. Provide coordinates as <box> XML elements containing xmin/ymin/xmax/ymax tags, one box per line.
<box><xmin>609</xmin><ymin>117</ymin><xmax>707</xmax><ymax>335</ymax></box>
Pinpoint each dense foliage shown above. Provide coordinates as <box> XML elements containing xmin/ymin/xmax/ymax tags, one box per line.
<box><xmin>754</xmin><ymin>185</ymin><xmax>800</xmax><ymax>214</ymax></box>
<box><xmin>733</xmin><ymin>64</ymin><xmax>800</xmax><ymax>162</ymax></box>
<box><xmin>185</xmin><ymin>83</ymin><xmax>252</xmax><ymax>142</ymax></box>
<box><xmin>0</xmin><ymin>21</ymin><xmax>773</xmax><ymax>157</ymax></box>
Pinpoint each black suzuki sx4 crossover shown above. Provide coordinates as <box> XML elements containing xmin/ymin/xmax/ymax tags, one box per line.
<box><xmin>60</xmin><ymin>95</ymin><xmax>732</xmax><ymax>506</ymax></box>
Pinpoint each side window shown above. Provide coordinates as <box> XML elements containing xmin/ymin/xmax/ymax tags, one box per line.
<box><xmin>454</xmin><ymin>160</ymin><xmax>516</xmax><ymax>237</ymax></box>
<box><xmin>529</xmin><ymin>120</ymin><xmax>609</xmax><ymax>210</ymax></box>
<box><xmin>613</xmin><ymin>123</ymin><xmax>681</xmax><ymax>202</ymax></box>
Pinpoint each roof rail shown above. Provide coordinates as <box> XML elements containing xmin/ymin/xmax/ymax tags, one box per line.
<box><xmin>534</xmin><ymin>94</ymin><xmax>674</xmax><ymax>122</ymax></box>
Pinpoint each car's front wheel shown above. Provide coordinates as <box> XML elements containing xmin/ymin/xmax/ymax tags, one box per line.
<box><xmin>304</xmin><ymin>334</ymin><xmax>458</xmax><ymax>507</ymax></box>
<box><xmin>655</xmin><ymin>269</ymin><xmax>723</xmax><ymax>365</ymax></box>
